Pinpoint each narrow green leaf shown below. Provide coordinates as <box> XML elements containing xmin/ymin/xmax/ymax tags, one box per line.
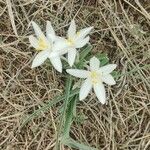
<box><xmin>95</xmin><ymin>53</ymin><xmax>109</xmax><ymax>66</ymax></box>
<box><xmin>62</xmin><ymin>138</ymin><xmax>98</xmax><ymax>150</ymax></box>
<box><xmin>21</xmin><ymin>88</ymin><xmax>79</xmax><ymax>128</ymax></box>
<box><xmin>76</xmin><ymin>44</ymin><xmax>93</xmax><ymax>69</ymax></box>
<box><xmin>114</xmin><ymin>64</ymin><xmax>150</xmax><ymax>78</ymax></box>
<box><xmin>74</xmin><ymin>113</ymin><xmax>87</xmax><ymax>125</ymax></box>
<box><xmin>111</xmin><ymin>71</ymin><xmax>120</xmax><ymax>80</ymax></box>
<box><xmin>73</xmin><ymin>96</ymin><xmax>77</xmax><ymax>117</ymax></box>
<box><xmin>55</xmin><ymin>76</ymin><xmax>73</xmax><ymax>150</ymax></box>
<box><xmin>80</xmin><ymin>44</ymin><xmax>93</xmax><ymax>61</ymax></box>
<box><xmin>63</xmin><ymin>97</ymin><xmax>77</xmax><ymax>138</ymax></box>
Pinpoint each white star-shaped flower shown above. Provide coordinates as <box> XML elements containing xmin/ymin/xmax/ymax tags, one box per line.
<box><xmin>55</xmin><ymin>20</ymin><xmax>93</xmax><ymax>67</ymax></box>
<box><xmin>66</xmin><ymin>57</ymin><xmax>117</xmax><ymax>104</ymax></box>
<box><xmin>29</xmin><ymin>21</ymin><xmax>63</xmax><ymax>72</ymax></box>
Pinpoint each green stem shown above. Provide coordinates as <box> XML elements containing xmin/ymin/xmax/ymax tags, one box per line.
<box><xmin>55</xmin><ymin>76</ymin><xmax>72</xmax><ymax>150</ymax></box>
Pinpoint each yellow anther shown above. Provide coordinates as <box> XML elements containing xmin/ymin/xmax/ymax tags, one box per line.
<box><xmin>76</xmin><ymin>31</ymin><xmax>80</xmax><ymax>36</ymax></box>
<box><xmin>90</xmin><ymin>71</ymin><xmax>98</xmax><ymax>78</ymax></box>
<box><xmin>90</xmin><ymin>71</ymin><xmax>99</xmax><ymax>84</ymax></box>
<box><xmin>36</xmin><ymin>37</ymin><xmax>48</xmax><ymax>51</ymax></box>
<box><xmin>66</xmin><ymin>38</ymin><xmax>74</xmax><ymax>46</ymax></box>
<box><xmin>91</xmin><ymin>79</ymin><xmax>98</xmax><ymax>84</ymax></box>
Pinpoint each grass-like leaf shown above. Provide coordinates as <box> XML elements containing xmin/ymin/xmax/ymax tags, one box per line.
<box><xmin>76</xmin><ymin>44</ymin><xmax>93</xmax><ymax>69</ymax></box>
<box><xmin>62</xmin><ymin>137</ymin><xmax>98</xmax><ymax>150</ymax></box>
<box><xmin>63</xmin><ymin>97</ymin><xmax>77</xmax><ymax>138</ymax></box>
<box><xmin>79</xmin><ymin>44</ymin><xmax>93</xmax><ymax>62</ymax></box>
<box><xmin>95</xmin><ymin>53</ymin><xmax>109</xmax><ymax>66</ymax></box>
<box><xmin>55</xmin><ymin>76</ymin><xmax>73</xmax><ymax>149</ymax></box>
<box><xmin>21</xmin><ymin>88</ymin><xmax>79</xmax><ymax>128</ymax></box>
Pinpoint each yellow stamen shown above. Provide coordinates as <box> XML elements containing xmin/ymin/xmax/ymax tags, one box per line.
<box><xmin>66</xmin><ymin>38</ymin><xmax>74</xmax><ymax>46</ymax></box>
<box><xmin>76</xmin><ymin>31</ymin><xmax>80</xmax><ymax>36</ymax></box>
<box><xmin>36</xmin><ymin>37</ymin><xmax>49</xmax><ymax>51</ymax></box>
<box><xmin>90</xmin><ymin>71</ymin><xmax>99</xmax><ymax>84</ymax></box>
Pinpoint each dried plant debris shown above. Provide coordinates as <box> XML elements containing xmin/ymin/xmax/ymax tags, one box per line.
<box><xmin>0</xmin><ymin>0</ymin><xmax>150</xmax><ymax>150</ymax></box>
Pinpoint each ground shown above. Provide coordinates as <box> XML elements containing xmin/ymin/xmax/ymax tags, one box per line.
<box><xmin>0</xmin><ymin>0</ymin><xmax>150</xmax><ymax>150</ymax></box>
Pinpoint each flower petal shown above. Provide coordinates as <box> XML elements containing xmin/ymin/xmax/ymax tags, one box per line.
<box><xmin>46</xmin><ymin>21</ymin><xmax>56</xmax><ymax>42</ymax></box>
<box><xmin>68</xmin><ymin>20</ymin><xmax>76</xmax><ymax>38</ymax></box>
<box><xmin>79</xmin><ymin>79</ymin><xmax>92</xmax><ymax>101</ymax></box>
<box><xmin>99</xmin><ymin>64</ymin><xmax>117</xmax><ymax>74</ymax></box>
<box><xmin>49</xmin><ymin>56</ymin><xmax>62</xmax><ymax>72</ymax></box>
<box><xmin>31</xmin><ymin>21</ymin><xmax>45</xmax><ymax>38</ymax></box>
<box><xmin>90</xmin><ymin>56</ymin><xmax>100</xmax><ymax>71</ymax></box>
<box><xmin>66</xmin><ymin>69</ymin><xmax>89</xmax><ymax>78</ymax></box>
<box><xmin>75</xmin><ymin>36</ymin><xmax>90</xmax><ymax>48</ymax></box>
<box><xmin>68</xmin><ymin>48</ymin><xmax>77</xmax><ymax>66</ymax></box>
<box><xmin>49</xmin><ymin>51</ymin><xmax>60</xmax><ymax>58</ymax></box>
<box><xmin>102</xmin><ymin>74</ymin><xmax>116</xmax><ymax>85</ymax></box>
<box><xmin>53</xmin><ymin>38</ymin><xmax>69</xmax><ymax>52</ymax></box>
<box><xmin>93</xmin><ymin>83</ymin><xmax>106</xmax><ymax>104</ymax></box>
<box><xmin>76</xmin><ymin>26</ymin><xmax>93</xmax><ymax>40</ymax></box>
<box><xmin>29</xmin><ymin>35</ymin><xmax>38</xmax><ymax>48</ymax></box>
<box><xmin>31</xmin><ymin>50</ymin><xmax>49</xmax><ymax>68</ymax></box>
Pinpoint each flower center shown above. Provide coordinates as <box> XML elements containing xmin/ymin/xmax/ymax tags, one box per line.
<box><xmin>36</xmin><ymin>37</ymin><xmax>49</xmax><ymax>51</ymax></box>
<box><xmin>76</xmin><ymin>31</ymin><xmax>80</xmax><ymax>36</ymax></box>
<box><xmin>90</xmin><ymin>71</ymin><xmax>100</xmax><ymax>84</ymax></box>
<box><xmin>66</xmin><ymin>38</ymin><xmax>74</xmax><ymax>46</ymax></box>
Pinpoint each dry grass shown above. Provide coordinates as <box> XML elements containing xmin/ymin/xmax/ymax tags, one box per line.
<box><xmin>0</xmin><ymin>0</ymin><xmax>150</xmax><ymax>149</ymax></box>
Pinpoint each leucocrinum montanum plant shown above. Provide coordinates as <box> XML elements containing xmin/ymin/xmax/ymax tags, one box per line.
<box><xmin>25</xmin><ymin>19</ymin><xmax>117</xmax><ymax>150</ymax></box>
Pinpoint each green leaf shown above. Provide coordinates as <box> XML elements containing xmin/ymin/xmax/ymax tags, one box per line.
<box><xmin>74</xmin><ymin>113</ymin><xmax>87</xmax><ymax>125</ymax></box>
<box><xmin>62</xmin><ymin>138</ymin><xmax>98</xmax><ymax>150</ymax></box>
<box><xmin>115</xmin><ymin>64</ymin><xmax>150</xmax><ymax>78</ymax></box>
<box><xmin>55</xmin><ymin>76</ymin><xmax>73</xmax><ymax>150</ymax></box>
<box><xmin>111</xmin><ymin>71</ymin><xmax>120</xmax><ymax>80</ymax></box>
<box><xmin>63</xmin><ymin>97</ymin><xmax>77</xmax><ymax>138</ymax></box>
<box><xmin>21</xmin><ymin>88</ymin><xmax>79</xmax><ymax>128</ymax></box>
<box><xmin>79</xmin><ymin>44</ymin><xmax>93</xmax><ymax>61</ymax></box>
<box><xmin>95</xmin><ymin>53</ymin><xmax>109</xmax><ymax>66</ymax></box>
<box><xmin>73</xmin><ymin>96</ymin><xmax>77</xmax><ymax>117</ymax></box>
<box><xmin>76</xmin><ymin>44</ymin><xmax>93</xmax><ymax>69</ymax></box>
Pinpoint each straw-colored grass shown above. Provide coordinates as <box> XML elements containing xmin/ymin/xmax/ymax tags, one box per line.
<box><xmin>0</xmin><ymin>0</ymin><xmax>150</xmax><ymax>149</ymax></box>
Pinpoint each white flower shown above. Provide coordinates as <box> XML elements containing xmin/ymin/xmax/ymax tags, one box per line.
<box><xmin>29</xmin><ymin>21</ymin><xmax>63</xmax><ymax>72</ymax></box>
<box><xmin>55</xmin><ymin>20</ymin><xmax>93</xmax><ymax>67</ymax></box>
<box><xmin>66</xmin><ymin>57</ymin><xmax>117</xmax><ymax>104</ymax></box>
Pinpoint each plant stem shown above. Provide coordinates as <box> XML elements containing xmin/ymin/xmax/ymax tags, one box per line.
<box><xmin>55</xmin><ymin>76</ymin><xmax>72</xmax><ymax>150</ymax></box>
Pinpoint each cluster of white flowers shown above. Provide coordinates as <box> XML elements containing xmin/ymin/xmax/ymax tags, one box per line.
<box><xmin>29</xmin><ymin>20</ymin><xmax>117</xmax><ymax>104</ymax></box>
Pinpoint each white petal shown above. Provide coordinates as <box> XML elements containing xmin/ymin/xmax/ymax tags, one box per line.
<box><xmin>46</xmin><ymin>21</ymin><xmax>56</xmax><ymax>42</ymax></box>
<box><xmin>66</xmin><ymin>69</ymin><xmax>89</xmax><ymax>78</ymax></box>
<box><xmin>93</xmin><ymin>83</ymin><xmax>106</xmax><ymax>104</ymax></box>
<box><xmin>68</xmin><ymin>48</ymin><xmax>77</xmax><ymax>66</ymax></box>
<box><xmin>31</xmin><ymin>21</ymin><xmax>45</xmax><ymax>38</ymax></box>
<box><xmin>99</xmin><ymin>64</ymin><xmax>117</xmax><ymax>74</ymax></box>
<box><xmin>68</xmin><ymin>20</ymin><xmax>76</xmax><ymax>38</ymax></box>
<box><xmin>55</xmin><ymin>36</ymin><xmax>64</xmax><ymax>42</ymax></box>
<box><xmin>49</xmin><ymin>56</ymin><xmax>62</xmax><ymax>72</ymax></box>
<box><xmin>90</xmin><ymin>56</ymin><xmax>100</xmax><ymax>71</ymax></box>
<box><xmin>53</xmin><ymin>38</ymin><xmax>69</xmax><ymax>52</ymax></box>
<box><xmin>75</xmin><ymin>36</ymin><xmax>90</xmax><ymax>48</ymax></box>
<box><xmin>31</xmin><ymin>50</ymin><xmax>49</xmax><ymax>68</ymax></box>
<box><xmin>79</xmin><ymin>79</ymin><xmax>92</xmax><ymax>101</ymax></box>
<box><xmin>49</xmin><ymin>51</ymin><xmax>60</xmax><ymax>58</ymax></box>
<box><xmin>102</xmin><ymin>74</ymin><xmax>116</xmax><ymax>85</ymax></box>
<box><xmin>76</xmin><ymin>26</ymin><xmax>93</xmax><ymax>40</ymax></box>
<box><xmin>29</xmin><ymin>35</ymin><xmax>38</xmax><ymax>48</ymax></box>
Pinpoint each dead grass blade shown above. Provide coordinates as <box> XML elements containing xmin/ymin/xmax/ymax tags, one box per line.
<box><xmin>6</xmin><ymin>0</ymin><xmax>18</xmax><ymax>36</ymax></box>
